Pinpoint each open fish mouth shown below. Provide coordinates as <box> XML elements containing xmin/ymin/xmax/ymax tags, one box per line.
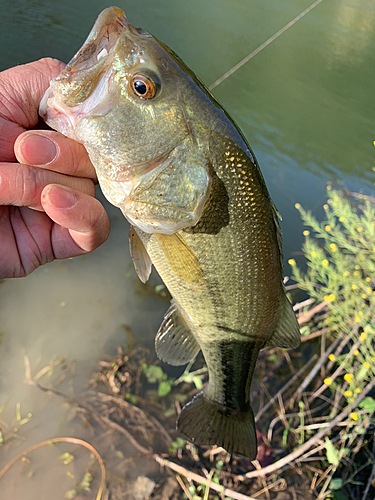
<box><xmin>39</xmin><ymin>7</ymin><xmax>146</xmax><ymax>137</ymax></box>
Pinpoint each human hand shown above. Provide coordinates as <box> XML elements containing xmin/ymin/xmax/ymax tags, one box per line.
<box><xmin>0</xmin><ymin>58</ymin><xmax>110</xmax><ymax>279</ymax></box>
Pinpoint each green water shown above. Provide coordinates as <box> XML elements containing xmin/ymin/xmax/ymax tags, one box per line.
<box><xmin>0</xmin><ymin>0</ymin><xmax>374</xmax><ymax>493</ymax></box>
<box><xmin>2</xmin><ymin>0</ymin><xmax>375</xmax><ymax>257</ymax></box>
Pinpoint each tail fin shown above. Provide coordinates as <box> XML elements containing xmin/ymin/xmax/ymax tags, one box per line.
<box><xmin>177</xmin><ymin>391</ymin><xmax>257</xmax><ymax>459</ymax></box>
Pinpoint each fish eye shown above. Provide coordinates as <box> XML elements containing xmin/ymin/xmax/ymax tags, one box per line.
<box><xmin>130</xmin><ymin>74</ymin><xmax>159</xmax><ymax>99</ymax></box>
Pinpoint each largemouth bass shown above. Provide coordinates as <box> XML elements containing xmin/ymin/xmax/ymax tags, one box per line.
<box><xmin>40</xmin><ymin>6</ymin><xmax>300</xmax><ymax>459</ymax></box>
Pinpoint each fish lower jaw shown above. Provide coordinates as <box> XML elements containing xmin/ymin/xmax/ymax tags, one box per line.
<box><xmin>39</xmin><ymin>92</ymin><xmax>82</xmax><ymax>143</ymax></box>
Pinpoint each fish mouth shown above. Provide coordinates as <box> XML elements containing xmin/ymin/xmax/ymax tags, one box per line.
<box><xmin>62</xmin><ymin>7</ymin><xmax>128</xmax><ymax>79</ymax></box>
<box><xmin>39</xmin><ymin>7</ymin><xmax>147</xmax><ymax>138</ymax></box>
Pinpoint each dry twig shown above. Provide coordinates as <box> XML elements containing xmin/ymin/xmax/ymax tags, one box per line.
<box><xmin>238</xmin><ymin>377</ymin><xmax>375</xmax><ymax>480</ymax></box>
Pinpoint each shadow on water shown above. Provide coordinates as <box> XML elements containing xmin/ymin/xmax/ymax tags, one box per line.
<box><xmin>0</xmin><ymin>0</ymin><xmax>375</xmax><ymax>497</ymax></box>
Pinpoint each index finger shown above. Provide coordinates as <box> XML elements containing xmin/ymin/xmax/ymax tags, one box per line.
<box><xmin>14</xmin><ymin>130</ymin><xmax>97</xmax><ymax>181</ymax></box>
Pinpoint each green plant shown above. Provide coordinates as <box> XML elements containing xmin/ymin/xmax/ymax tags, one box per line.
<box><xmin>142</xmin><ymin>363</ymin><xmax>174</xmax><ymax>397</ymax></box>
<box><xmin>289</xmin><ymin>188</ymin><xmax>375</xmax><ymax>496</ymax></box>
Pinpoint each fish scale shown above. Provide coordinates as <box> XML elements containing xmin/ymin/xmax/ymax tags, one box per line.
<box><xmin>40</xmin><ymin>6</ymin><xmax>300</xmax><ymax>459</ymax></box>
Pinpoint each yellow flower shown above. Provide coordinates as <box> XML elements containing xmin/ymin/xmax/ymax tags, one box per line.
<box><xmin>356</xmin><ymin>388</ymin><xmax>362</xmax><ymax>394</ymax></box>
<box><xmin>362</xmin><ymin>294</ymin><xmax>367</xmax><ymax>299</ymax></box>
<box><xmin>288</xmin><ymin>259</ymin><xmax>296</xmax><ymax>266</ymax></box>
<box><xmin>328</xmin><ymin>354</ymin><xmax>336</xmax><ymax>362</ymax></box>
<box><xmin>371</xmin><ymin>357</ymin><xmax>375</xmax><ymax>362</ymax></box>
<box><xmin>324</xmin><ymin>377</ymin><xmax>332</xmax><ymax>386</ymax></box>
<box><xmin>339</xmin><ymin>216</ymin><xmax>345</xmax><ymax>222</ymax></box>
<box><xmin>303</xmin><ymin>230</ymin><xmax>310</xmax><ymax>236</ymax></box>
<box><xmin>352</xmin><ymin>284</ymin><xmax>358</xmax><ymax>290</ymax></box>
<box><xmin>366</xmin><ymin>287</ymin><xmax>372</xmax><ymax>293</ymax></box>
<box><xmin>373</xmin><ymin>291</ymin><xmax>375</xmax><ymax>295</ymax></box>
<box><xmin>350</xmin><ymin>412</ymin><xmax>358</xmax><ymax>421</ymax></box>
<box><xmin>323</xmin><ymin>204</ymin><xmax>329</xmax><ymax>210</ymax></box>
<box><xmin>358</xmin><ymin>311</ymin><xmax>363</xmax><ymax>317</ymax></box>
<box><xmin>344</xmin><ymin>373</ymin><xmax>353</xmax><ymax>383</ymax></box>
<box><xmin>322</xmin><ymin>259</ymin><xmax>329</xmax><ymax>267</ymax></box>
<box><xmin>354</xmin><ymin>271</ymin><xmax>360</xmax><ymax>277</ymax></box>
<box><xmin>363</xmin><ymin>362</ymin><xmax>370</xmax><ymax>369</ymax></box>
<box><xmin>295</xmin><ymin>203</ymin><xmax>301</xmax><ymax>209</ymax></box>
<box><xmin>373</xmin><ymin>140</ymin><xmax>375</xmax><ymax>146</ymax></box>
<box><xmin>354</xmin><ymin>316</ymin><xmax>360</xmax><ymax>323</ymax></box>
<box><xmin>330</xmin><ymin>243</ymin><xmax>338</xmax><ymax>252</ymax></box>
<box><xmin>344</xmin><ymin>390</ymin><xmax>353</xmax><ymax>397</ymax></box>
<box><xmin>357</xmin><ymin>227</ymin><xmax>363</xmax><ymax>233</ymax></box>
<box><xmin>366</xmin><ymin>277</ymin><xmax>371</xmax><ymax>282</ymax></box>
<box><xmin>311</xmin><ymin>251</ymin><xmax>317</xmax><ymax>258</ymax></box>
<box><xmin>360</xmin><ymin>332</ymin><xmax>367</xmax><ymax>341</ymax></box>
<box><xmin>355</xmin><ymin>265</ymin><xmax>360</xmax><ymax>270</ymax></box>
<box><xmin>325</xmin><ymin>225</ymin><xmax>331</xmax><ymax>232</ymax></box>
<box><xmin>324</xmin><ymin>294</ymin><xmax>335</xmax><ymax>303</ymax></box>
<box><xmin>344</xmin><ymin>271</ymin><xmax>350</xmax><ymax>277</ymax></box>
<box><xmin>353</xmin><ymin>350</ymin><xmax>359</xmax><ymax>356</ymax></box>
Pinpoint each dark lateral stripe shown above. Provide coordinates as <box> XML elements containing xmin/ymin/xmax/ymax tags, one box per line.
<box><xmin>215</xmin><ymin>324</ymin><xmax>267</xmax><ymax>346</ymax></box>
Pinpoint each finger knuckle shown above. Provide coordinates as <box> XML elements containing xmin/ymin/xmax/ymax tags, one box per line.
<box><xmin>15</xmin><ymin>165</ymin><xmax>38</xmax><ymax>205</ymax></box>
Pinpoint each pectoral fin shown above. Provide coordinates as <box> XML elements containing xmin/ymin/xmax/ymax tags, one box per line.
<box><xmin>154</xmin><ymin>233</ymin><xmax>203</xmax><ymax>285</ymax></box>
<box><xmin>155</xmin><ymin>300</ymin><xmax>200</xmax><ymax>366</ymax></box>
<box><xmin>129</xmin><ymin>226</ymin><xmax>152</xmax><ymax>283</ymax></box>
<box><xmin>267</xmin><ymin>294</ymin><xmax>300</xmax><ymax>349</ymax></box>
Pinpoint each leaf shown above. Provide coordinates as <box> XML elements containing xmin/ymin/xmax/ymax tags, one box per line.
<box><xmin>80</xmin><ymin>472</ymin><xmax>93</xmax><ymax>491</ymax></box>
<box><xmin>144</xmin><ymin>365</ymin><xmax>164</xmax><ymax>383</ymax></box>
<box><xmin>193</xmin><ymin>376</ymin><xmax>203</xmax><ymax>390</ymax></box>
<box><xmin>59</xmin><ymin>452</ymin><xmax>74</xmax><ymax>465</ymax></box>
<box><xmin>330</xmin><ymin>478</ymin><xmax>343</xmax><ymax>490</ymax></box>
<box><xmin>158</xmin><ymin>380</ymin><xmax>172</xmax><ymax>397</ymax></box>
<box><xmin>359</xmin><ymin>397</ymin><xmax>375</xmax><ymax>413</ymax></box>
<box><xmin>325</xmin><ymin>437</ymin><xmax>339</xmax><ymax>465</ymax></box>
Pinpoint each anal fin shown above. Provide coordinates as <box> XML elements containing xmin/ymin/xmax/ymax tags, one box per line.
<box><xmin>267</xmin><ymin>294</ymin><xmax>300</xmax><ymax>349</ymax></box>
<box><xmin>156</xmin><ymin>300</ymin><xmax>200</xmax><ymax>366</ymax></box>
<box><xmin>129</xmin><ymin>226</ymin><xmax>152</xmax><ymax>283</ymax></box>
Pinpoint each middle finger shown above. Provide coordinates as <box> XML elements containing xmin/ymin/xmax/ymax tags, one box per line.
<box><xmin>0</xmin><ymin>162</ymin><xmax>95</xmax><ymax>211</ymax></box>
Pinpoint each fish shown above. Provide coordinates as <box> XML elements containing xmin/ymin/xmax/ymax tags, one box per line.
<box><xmin>39</xmin><ymin>6</ymin><xmax>300</xmax><ymax>459</ymax></box>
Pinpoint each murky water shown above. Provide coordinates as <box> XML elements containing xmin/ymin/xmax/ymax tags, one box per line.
<box><xmin>1</xmin><ymin>0</ymin><xmax>375</xmax><ymax>496</ymax></box>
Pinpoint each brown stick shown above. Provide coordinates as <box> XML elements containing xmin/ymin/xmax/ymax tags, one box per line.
<box><xmin>155</xmin><ymin>455</ymin><xmax>257</xmax><ymax>500</ymax></box>
<box><xmin>237</xmin><ymin>377</ymin><xmax>375</xmax><ymax>480</ymax></box>
<box><xmin>0</xmin><ymin>437</ymin><xmax>106</xmax><ymax>500</ymax></box>
<box><xmin>289</xmin><ymin>337</ymin><xmax>341</xmax><ymax>405</ymax></box>
<box><xmin>255</xmin><ymin>354</ymin><xmax>318</xmax><ymax>423</ymax></box>
<box><xmin>297</xmin><ymin>301</ymin><xmax>327</xmax><ymax>326</ymax></box>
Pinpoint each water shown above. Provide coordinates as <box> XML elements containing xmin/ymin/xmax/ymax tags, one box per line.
<box><xmin>0</xmin><ymin>0</ymin><xmax>374</xmax><ymax>496</ymax></box>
